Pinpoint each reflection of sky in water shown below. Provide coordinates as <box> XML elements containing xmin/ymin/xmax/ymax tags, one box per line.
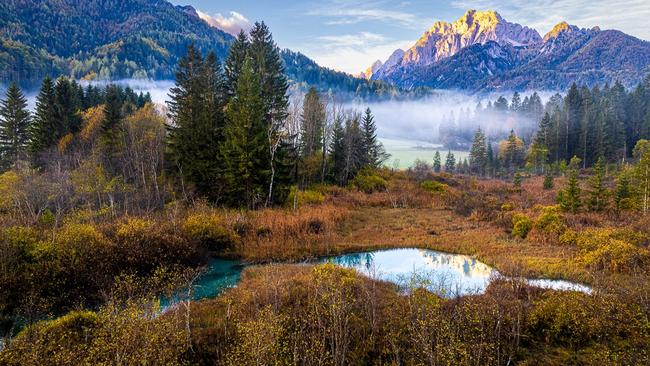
<box><xmin>185</xmin><ymin>249</ymin><xmax>592</xmax><ymax>303</ymax></box>
<box><xmin>322</xmin><ymin>248</ymin><xmax>497</xmax><ymax>297</ymax></box>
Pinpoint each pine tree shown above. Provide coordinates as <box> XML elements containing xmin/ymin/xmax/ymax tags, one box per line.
<box><xmin>29</xmin><ymin>77</ymin><xmax>57</xmax><ymax>158</ymax></box>
<box><xmin>587</xmin><ymin>157</ymin><xmax>608</xmax><ymax>211</ymax></box>
<box><xmin>224</xmin><ymin>30</ymin><xmax>249</xmax><ymax>99</ymax></box>
<box><xmin>221</xmin><ymin>57</ymin><xmax>268</xmax><ymax>208</ymax></box>
<box><xmin>444</xmin><ymin>151</ymin><xmax>456</xmax><ymax>173</ymax></box>
<box><xmin>510</xmin><ymin>92</ymin><xmax>522</xmax><ymax>112</ymax></box>
<box><xmin>0</xmin><ymin>82</ymin><xmax>31</xmax><ymax>171</ymax></box>
<box><xmin>329</xmin><ymin>114</ymin><xmax>346</xmax><ymax>185</ymax></box>
<box><xmin>513</xmin><ymin>172</ymin><xmax>522</xmax><ymax>189</ymax></box>
<box><xmin>248</xmin><ymin>22</ymin><xmax>291</xmax><ymax>204</ymax></box>
<box><xmin>543</xmin><ymin>168</ymin><xmax>554</xmax><ymax>190</ymax></box>
<box><xmin>100</xmin><ymin>85</ymin><xmax>124</xmax><ymax>172</ymax></box>
<box><xmin>361</xmin><ymin>107</ymin><xmax>385</xmax><ymax>168</ymax></box>
<box><xmin>53</xmin><ymin>77</ymin><xmax>83</xmax><ymax>136</ymax></box>
<box><xmin>167</xmin><ymin>45</ymin><xmax>226</xmax><ymax>200</ymax></box>
<box><xmin>433</xmin><ymin>151</ymin><xmax>441</xmax><ymax>173</ymax></box>
<box><xmin>614</xmin><ymin>169</ymin><xmax>634</xmax><ymax>211</ymax></box>
<box><xmin>503</xmin><ymin>130</ymin><xmax>523</xmax><ymax>172</ymax></box>
<box><xmin>634</xmin><ymin>139</ymin><xmax>650</xmax><ymax>215</ymax></box>
<box><xmin>469</xmin><ymin>127</ymin><xmax>487</xmax><ymax>176</ymax></box>
<box><xmin>299</xmin><ymin>87</ymin><xmax>325</xmax><ymax>158</ymax></box>
<box><xmin>558</xmin><ymin>156</ymin><xmax>582</xmax><ymax>213</ymax></box>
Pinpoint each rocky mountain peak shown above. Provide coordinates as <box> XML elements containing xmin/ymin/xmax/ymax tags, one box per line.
<box><xmin>367</xmin><ymin>9</ymin><xmax>540</xmax><ymax>75</ymax></box>
<box><xmin>543</xmin><ymin>21</ymin><xmax>580</xmax><ymax>41</ymax></box>
<box><xmin>359</xmin><ymin>60</ymin><xmax>383</xmax><ymax>80</ymax></box>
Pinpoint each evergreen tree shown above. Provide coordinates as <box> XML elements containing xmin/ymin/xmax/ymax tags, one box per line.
<box><xmin>29</xmin><ymin>76</ymin><xmax>57</xmax><ymax>158</ymax></box>
<box><xmin>329</xmin><ymin>114</ymin><xmax>346</xmax><ymax>185</ymax></box>
<box><xmin>587</xmin><ymin>157</ymin><xmax>608</xmax><ymax>211</ymax></box>
<box><xmin>503</xmin><ymin>130</ymin><xmax>523</xmax><ymax>172</ymax></box>
<box><xmin>224</xmin><ymin>30</ymin><xmax>249</xmax><ymax>99</ymax></box>
<box><xmin>633</xmin><ymin>139</ymin><xmax>650</xmax><ymax>215</ymax></box>
<box><xmin>53</xmin><ymin>77</ymin><xmax>83</xmax><ymax>136</ymax></box>
<box><xmin>221</xmin><ymin>57</ymin><xmax>268</xmax><ymax>208</ymax></box>
<box><xmin>167</xmin><ymin>45</ymin><xmax>226</xmax><ymax>200</ymax></box>
<box><xmin>469</xmin><ymin>127</ymin><xmax>487</xmax><ymax>176</ymax></box>
<box><xmin>614</xmin><ymin>169</ymin><xmax>634</xmax><ymax>211</ymax></box>
<box><xmin>543</xmin><ymin>168</ymin><xmax>554</xmax><ymax>190</ymax></box>
<box><xmin>361</xmin><ymin>107</ymin><xmax>385</xmax><ymax>168</ymax></box>
<box><xmin>299</xmin><ymin>87</ymin><xmax>325</xmax><ymax>158</ymax></box>
<box><xmin>558</xmin><ymin>156</ymin><xmax>582</xmax><ymax>213</ymax></box>
<box><xmin>248</xmin><ymin>22</ymin><xmax>291</xmax><ymax>203</ymax></box>
<box><xmin>487</xmin><ymin>141</ymin><xmax>494</xmax><ymax>177</ymax></box>
<box><xmin>513</xmin><ymin>172</ymin><xmax>522</xmax><ymax>189</ymax></box>
<box><xmin>444</xmin><ymin>151</ymin><xmax>456</xmax><ymax>173</ymax></box>
<box><xmin>100</xmin><ymin>85</ymin><xmax>124</xmax><ymax>172</ymax></box>
<box><xmin>0</xmin><ymin>82</ymin><xmax>31</xmax><ymax>171</ymax></box>
<box><xmin>433</xmin><ymin>151</ymin><xmax>441</xmax><ymax>173</ymax></box>
<box><xmin>564</xmin><ymin>83</ymin><xmax>583</xmax><ymax>160</ymax></box>
<box><xmin>510</xmin><ymin>92</ymin><xmax>522</xmax><ymax>112</ymax></box>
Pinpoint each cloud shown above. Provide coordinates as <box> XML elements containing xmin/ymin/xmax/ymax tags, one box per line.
<box><xmin>196</xmin><ymin>10</ymin><xmax>252</xmax><ymax>36</ymax></box>
<box><xmin>450</xmin><ymin>0</ymin><xmax>650</xmax><ymax>40</ymax></box>
<box><xmin>307</xmin><ymin>0</ymin><xmax>429</xmax><ymax>29</ymax></box>
<box><xmin>318</xmin><ymin>32</ymin><xmax>386</xmax><ymax>47</ymax></box>
<box><xmin>301</xmin><ymin>33</ymin><xmax>412</xmax><ymax>74</ymax></box>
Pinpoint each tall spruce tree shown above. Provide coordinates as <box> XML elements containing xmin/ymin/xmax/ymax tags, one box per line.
<box><xmin>0</xmin><ymin>82</ymin><xmax>31</xmax><ymax>171</ymax></box>
<box><xmin>444</xmin><ymin>151</ymin><xmax>456</xmax><ymax>172</ymax></box>
<box><xmin>361</xmin><ymin>108</ymin><xmax>384</xmax><ymax>168</ymax></box>
<box><xmin>53</xmin><ymin>77</ymin><xmax>83</xmax><ymax>136</ymax></box>
<box><xmin>558</xmin><ymin>156</ymin><xmax>582</xmax><ymax>213</ymax></box>
<box><xmin>469</xmin><ymin>127</ymin><xmax>487</xmax><ymax>176</ymax></box>
<box><xmin>100</xmin><ymin>85</ymin><xmax>124</xmax><ymax>172</ymax></box>
<box><xmin>329</xmin><ymin>114</ymin><xmax>346</xmax><ymax>185</ymax></box>
<box><xmin>29</xmin><ymin>77</ymin><xmax>57</xmax><ymax>158</ymax></box>
<box><xmin>433</xmin><ymin>151</ymin><xmax>441</xmax><ymax>173</ymax></box>
<box><xmin>167</xmin><ymin>45</ymin><xmax>226</xmax><ymax>200</ymax></box>
<box><xmin>248</xmin><ymin>22</ymin><xmax>291</xmax><ymax>204</ymax></box>
<box><xmin>587</xmin><ymin>157</ymin><xmax>608</xmax><ymax>211</ymax></box>
<box><xmin>221</xmin><ymin>57</ymin><xmax>268</xmax><ymax>208</ymax></box>
<box><xmin>224</xmin><ymin>30</ymin><xmax>249</xmax><ymax>99</ymax></box>
<box><xmin>299</xmin><ymin>87</ymin><xmax>325</xmax><ymax>158</ymax></box>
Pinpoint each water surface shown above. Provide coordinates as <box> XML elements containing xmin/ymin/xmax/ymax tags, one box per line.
<box><xmin>188</xmin><ymin>248</ymin><xmax>590</xmax><ymax>301</ymax></box>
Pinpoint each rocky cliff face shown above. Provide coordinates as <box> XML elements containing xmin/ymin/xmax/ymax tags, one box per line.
<box><xmin>364</xmin><ymin>10</ymin><xmax>650</xmax><ymax>92</ymax></box>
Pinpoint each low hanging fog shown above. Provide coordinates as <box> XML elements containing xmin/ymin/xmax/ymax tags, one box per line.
<box><xmin>11</xmin><ymin>79</ymin><xmax>558</xmax><ymax>169</ymax></box>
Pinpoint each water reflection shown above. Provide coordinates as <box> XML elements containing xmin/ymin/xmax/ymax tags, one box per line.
<box><xmin>321</xmin><ymin>249</ymin><xmax>498</xmax><ymax>297</ymax></box>
<box><xmin>189</xmin><ymin>248</ymin><xmax>592</xmax><ymax>301</ymax></box>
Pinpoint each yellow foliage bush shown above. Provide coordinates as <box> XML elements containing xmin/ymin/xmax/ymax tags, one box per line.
<box><xmin>285</xmin><ymin>186</ymin><xmax>326</xmax><ymax>207</ymax></box>
<box><xmin>184</xmin><ymin>213</ymin><xmax>237</xmax><ymax>251</ymax></box>
<box><xmin>512</xmin><ymin>213</ymin><xmax>533</xmax><ymax>239</ymax></box>
<box><xmin>560</xmin><ymin>228</ymin><xmax>650</xmax><ymax>272</ymax></box>
<box><xmin>420</xmin><ymin>180</ymin><xmax>448</xmax><ymax>194</ymax></box>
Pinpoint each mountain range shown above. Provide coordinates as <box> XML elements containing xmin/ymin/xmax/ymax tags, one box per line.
<box><xmin>1</xmin><ymin>2</ymin><xmax>649</xmax><ymax>95</ymax></box>
<box><xmin>0</xmin><ymin>0</ymin><xmax>407</xmax><ymax>99</ymax></box>
<box><xmin>364</xmin><ymin>10</ymin><xmax>650</xmax><ymax>92</ymax></box>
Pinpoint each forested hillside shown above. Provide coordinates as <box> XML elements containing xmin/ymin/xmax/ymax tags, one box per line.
<box><xmin>0</xmin><ymin>0</ymin><xmax>232</xmax><ymax>86</ymax></box>
<box><xmin>0</xmin><ymin>0</ymin><xmax>407</xmax><ymax>100</ymax></box>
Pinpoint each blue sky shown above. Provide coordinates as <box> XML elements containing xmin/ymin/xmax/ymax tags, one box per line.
<box><xmin>173</xmin><ymin>0</ymin><xmax>650</xmax><ymax>74</ymax></box>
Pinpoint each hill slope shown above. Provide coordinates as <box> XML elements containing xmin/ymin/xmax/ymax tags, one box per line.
<box><xmin>367</xmin><ymin>10</ymin><xmax>650</xmax><ymax>91</ymax></box>
<box><xmin>0</xmin><ymin>0</ymin><xmax>404</xmax><ymax>100</ymax></box>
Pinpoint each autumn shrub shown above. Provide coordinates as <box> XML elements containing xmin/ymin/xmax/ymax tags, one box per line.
<box><xmin>350</xmin><ymin>169</ymin><xmax>387</xmax><ymax>193</ymax></box>
<box><xmin>285</xmin><ymin>186</ymin><xmax>325</xmax><ymax>207</ymax></box>
<box><xmin>114</xmin><ymin>218</ymin><xmax>199</xmax><ymax>272</ymax></box>
<box><xmin>512</xmin><ymin>213</ymin><xmax>533</xmax><ymax>239</ymax></box>
<box><xmin>420</xmin><ymin>180</ymin><xmax>448</xmax><ymax>194</ymax></box>
<box><xmin>560</xmin><ymin>228</ymin><xmax>650</xmax><ymax>272</ymax></box>
<box><xmin>0</xmin><ymin>299</ymin><xmax>188</xmax><ymax>366</ymax></box>
<box><xmin>527</xmin><ymin>205</ymin><xmax>567</xmax><ymax>243</ymax></box>
<box><xmin>183</xmin><ymin>212</ymin><xmax>237</xmax><ymax>251</ymax></box>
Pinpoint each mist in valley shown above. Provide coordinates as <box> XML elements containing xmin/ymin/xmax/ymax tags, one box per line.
<box><xmin>8</xmin><ymin>79</ymin><xmax>558</xmax><ymax>169</ymax></box>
